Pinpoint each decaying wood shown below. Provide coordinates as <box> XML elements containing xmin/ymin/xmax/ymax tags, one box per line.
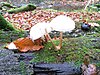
<box><xmin>32</xmin><ymin>63</ymin><xmax>81</xmax><ymax>75</ymax></box>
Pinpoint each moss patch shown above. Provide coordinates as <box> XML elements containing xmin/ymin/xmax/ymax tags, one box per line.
<box><xmin>30</xmin><ymin>35</ymin><xmax>100</xmax><ymax>66</ymax></box>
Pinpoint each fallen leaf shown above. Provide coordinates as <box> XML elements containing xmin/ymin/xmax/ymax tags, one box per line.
<box><xmin>6</xmin><ymin>37</ymin><xmax>44</xmax><ymax>52</ymax></box>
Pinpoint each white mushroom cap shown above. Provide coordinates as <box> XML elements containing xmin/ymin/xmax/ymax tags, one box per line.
<box><xmin>50</xmin><ymin>15</ymin><xmax>75</xmax><ymax>32</ymax></box>
<box><xmin>30</xmin><ymin>22</ymin><xmax>52</xmax><ymax>41</ymax></box>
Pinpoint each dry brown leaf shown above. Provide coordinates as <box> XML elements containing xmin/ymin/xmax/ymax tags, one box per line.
<box><xmin>13</xmin><ymin>37</ymin><xmax>44</xmax><ymax>52</ymax></box>
<box><xmin>4</xmin><ymin>10</ymin><xmax>100</xmax><ymax>30</ymax></box>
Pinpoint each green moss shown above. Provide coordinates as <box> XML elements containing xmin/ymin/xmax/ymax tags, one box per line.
<box><xmin>1</xmin><ymin>2</ymin><xmax>17</xmax><ymax>8</ymax></box>
<box><xmin>0</xmin><ymin>30</ymin><xmax>26</xmax><ymax>43</ymax></box>
<box><xmin>8</xmin><ymin>4</ymin><xmax>36</xmax><ymax>13</ymax></box>
<box><xmin>0</xmin><ymin>14</ymin><xmax>18</xmax><ymax>31</ymax></box>
<box><xmin>19</xmin><ymin>61</ymin><xmax>27</xmax><ymax>75</ymax></box>
<box><xmin>30</xmin><ymin>35</ymin><xmax>100</xmax><ymax>66</ymax></box>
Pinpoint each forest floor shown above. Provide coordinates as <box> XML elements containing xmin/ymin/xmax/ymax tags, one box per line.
<box><xmin>0</xmin><ymin>0</ymin><xmax>100</xmax><ymax>75</ymax></box>
<box><xmin>0</xmin><ymin>28</ymin><xmax>100</xmax><ymax>75</ymax></box>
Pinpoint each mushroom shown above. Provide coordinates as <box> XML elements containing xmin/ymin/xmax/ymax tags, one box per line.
<box><xmin>6</xmin><ymin>22</ymin><xmax>53</xmax><ymax>51</ymax></box>
<box><xmin>48</xmin><ymin>15</ymin><xmax>75</xmax><ymax>50</ymax></box>
<box><xmin>6</xmin><ymin>16</ymin><xmax>75</xmax><ymax>51</ymax></box>
<box><xmin>30</xmin><ymin>22</ymin><xmax>53</xmax><ymax>42</ymax></box>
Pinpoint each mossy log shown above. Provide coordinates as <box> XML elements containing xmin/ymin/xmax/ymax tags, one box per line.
<box><xmin>0</xmin><ymin>14</ymin><xmax>17</xmax><ymax>31</ymax></box>
<box><xmin>0</xmin><ymin>2</ymin><xmax>17</xmax><ymax>11</ymax></box>
<box><xmin>8</xmin><ymin>4</ymin><xmax>36</xmax><ymax>14</ymax></box>
<box><xmin>1</xmin><ymin>2</ymin><xmax>17</xmax><ymax>8</ymax></box>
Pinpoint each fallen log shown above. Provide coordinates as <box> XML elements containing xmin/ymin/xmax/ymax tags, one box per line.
<box><xmin>32</xmin><ymin>63</ymin><xmax>81</xmax><ymax>75</ymax></box>
<box><xmin>1</xmin><ymin>2</ymin><xmax>17</xmax><ymax>8</ymax></box>
<box><xmin>8</xmin><ymin>4</ymin><xmax>36</xmax><ymax>14</ymax></box>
